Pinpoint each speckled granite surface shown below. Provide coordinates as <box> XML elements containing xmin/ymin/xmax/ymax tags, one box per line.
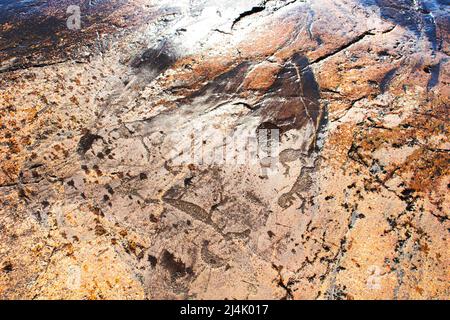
<box><xmin>0</xmin><ymin>0</ymin><xmax>448</xmax><ymax>299</ymax></box>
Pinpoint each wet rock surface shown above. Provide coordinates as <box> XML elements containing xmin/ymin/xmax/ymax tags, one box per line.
<box><xmin>0</xmin><ymin>0</ymin><xmax>448</xmax><ymax>299</ymax></box>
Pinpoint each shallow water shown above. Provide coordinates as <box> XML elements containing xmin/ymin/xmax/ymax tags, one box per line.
<box><xmin>0</xmin><ymin>0</ymin><xmax>447</xmax><ymax>72</ymax></box>
<box><xmin>0</xmin><ymin>0</ymin><xmax>127</xmax><ymax>72</ymax></box>
<box><xmin>0</xmin><ymin>0</ymin><xmax>46</xmax><ymax>24</ymax></box>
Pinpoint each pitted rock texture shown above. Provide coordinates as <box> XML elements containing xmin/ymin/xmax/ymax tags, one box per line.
<box><xmin>0</xmin><ymin>0</ymin><xmax>448</xmax><ymax>300</ymax></box>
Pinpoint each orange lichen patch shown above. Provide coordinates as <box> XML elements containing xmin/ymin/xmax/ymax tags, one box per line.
<box><xmin>400</xmin><ymin>149</ymin><xmax>449</xmax><ymax>194</ymax></box>
<box><xmin>0</xmin><ymin>161</ymin><xmax>20</xmax><ymax>185</ymax></box>
<box><xmin>243</xmin><ymin>62</ymin><xmax>281</xmax><ymax>91</ymax></box>
<box><xmin>323</xmin><ymin>122</ymin><xmax>357</xmax><ymax>168</ymax></box>
<box><xmin>316</xmin><ymin>53</ymin><xmax>402</xmax><ymax>101</ymax></box>
<box><xmin>69</xmin><ymin>96</ymin><xmax>80</xmax><ymax>106</ymax></box>
<box><xmin>27</xmin><ymin>105</ymin><xmax>40</xmax><ymax>118</ymax></box>
<box><xmin>352</xmin><ymin>100</ymin><xmax>449</xmax><ymax>195</ymax></box>
<box><xmin>5</xmin><ymin>138</ymin><xmax>21</xmax><ymax>154</ymax></box>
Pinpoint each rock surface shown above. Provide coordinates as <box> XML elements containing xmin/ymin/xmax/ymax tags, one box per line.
<box><xmin>0</xmin><ymin>0</ymin><xmax>448</xmax><ymax>299</ymax></box>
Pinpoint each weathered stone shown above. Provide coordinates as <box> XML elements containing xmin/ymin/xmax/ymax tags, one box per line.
<box><xmin>0</xmin><ymin>0</ymin><xmax>448</xmax><ymax>300</ymax></box>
